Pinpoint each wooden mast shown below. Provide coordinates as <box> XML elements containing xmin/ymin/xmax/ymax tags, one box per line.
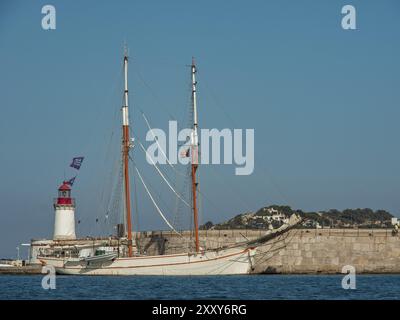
<box><xmin>122</xmin><ymin>48</ymin><xmax>133</xmax><ymax>257</ymax></box>
<box><xmin>190</xmin><ymin>58</ymin><xmax>200</xmax><ymax>253</ymax></box>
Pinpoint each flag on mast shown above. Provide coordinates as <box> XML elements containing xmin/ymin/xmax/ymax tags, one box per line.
<box><xmin>70</xmin><ymin>157</ymin><xmax>84</xmax><ymax>170</ymax></box>
<box><xmin>180</xmin><ymin>148</ymin><xmax>190</xmax><ymax>158</ymax></box>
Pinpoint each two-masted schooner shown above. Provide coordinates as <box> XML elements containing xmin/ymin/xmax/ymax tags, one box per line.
<box><xmin>38</xmin><ymin>50</ymin><xmax>300</xmax><ymax>275</ymax></box>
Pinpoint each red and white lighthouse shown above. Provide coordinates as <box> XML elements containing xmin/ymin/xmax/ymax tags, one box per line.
<box><xmin>53</xmin><ymin>182</ymin><xmax>76</xmax><ymax>240</ymax></box>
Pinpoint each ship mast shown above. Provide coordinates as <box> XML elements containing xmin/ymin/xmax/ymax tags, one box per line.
<box><xmin>190</xmin><ymin>58</ymin><xmax>200</xmax><ymax>253</ymax></box>
<box><xmin>122</xmin><ymin>47</ymin><xmax>133</xmax><ymax>257</ymax></box>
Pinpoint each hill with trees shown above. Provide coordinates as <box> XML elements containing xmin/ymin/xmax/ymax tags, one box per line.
<box><xmin>200</xmin><ymin>205</ymin><xmax>394</xmax><ymax>230</ymax></box>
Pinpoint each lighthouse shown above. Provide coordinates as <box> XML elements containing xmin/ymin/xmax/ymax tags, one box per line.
<box><xmin>53</xmin><ymin>182</ymin><xmax>76</xmax><ymax>240</ymax></box>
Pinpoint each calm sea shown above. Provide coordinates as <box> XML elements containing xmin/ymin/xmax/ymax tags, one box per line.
<box><xmin>0</xmin><ymin>275</ymin><xmax>399</xmax><ymax>300</ymax></box>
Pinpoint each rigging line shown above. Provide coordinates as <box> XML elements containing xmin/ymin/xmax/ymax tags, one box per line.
<box><xmin>140</xmin><ymin>111</ymin><xmax>187</xmax><ymax>177</ymax></box>
<box><xmin>197</xmin><ymin>169</ymin><xmax>204</xmax><ymax>228</ymax></box>
<box><xmin>140</xmin><ymin>111</ymin><xmax>171</xmax><ymax>167</ymax></box>
<box><xmin>180</xmin><ymin>79</ymin><xmax>193</xmax><ymax>132</ymax></box>
<box><xmin>128</xmin><ymin>154</ymin><xmax>176</xmax><ymax>216</ymax></box>
<box><xmin>131</xmin><ymin>131</ymin><xmax>187</xmax><ymax>183</ymax></box>
<box><xmin>199</xmin><ymin>71</ymin><xmax>238</xmax><ymax>128</ymax></box>
<box><xmin>95</xmin><ymin>158</ymin><xmax>121</xmax><ymax>236</ymax></box>
<box><xmin>80</xmin><ymin>63</ymin><xmax>123</xmax><ymax>165</ymax></box>
<box><xmin>99</xmin><ymin>133</ymin><xmax>120</xmax><ymax>212</ymax></box>
<box><xmin>136</xmin><ymin>140</ymin><xmax>190</xmax><ymax>208</ymax></box>
<box><xmin>259</xmin><ymin>166</ymin><xmax>291</xmax><ymax>205</ymax></box>
<box><xmin>107</xmin><ymin>161</ymin><xmax>124</xmax><ymax>230</ymax></box>
<box><xmin>133</xmin><ymin>164</ymin><xmax>182</xmax><ymax>236</ymax></box>
<box><xmin>85</xmin><ymin>64</ymin><xmax>123</xmax><ymax>198</ymax></box>
<box><xmin>129</xmin><ymin>157</ymin><xmax>176</xmax><ymax>222</ymax></box>
<box><xmin>254</xmin><ymin>229</ymin><xmax>298</xmax><ymax>264</ymax></box>
<box><xmin>129</xmin><ymin>136</ymin><xmax>190</xmax><ymax>233</ymax></box>
<box><xmin>199</xmin><ymin>70</ymin><xmax>292</xmax><ymax>207</ymax></box>
<box><xmin>189</xmin><ymin>88</ymin><xmax>252</xmax><ymax>209</ymax></box>
<box><xmin>132</xmin><ymin>166</ymin><xmax>140</xmax><ymax>250</ymax></box>
<box><xmin>196</xmin><ymin>187</ymin><xmax>222</xmax><ymax>219</ymax></box>
<box><xmin>172</xmin><ymin>164</ymin><xmax>190</xmax><ymax>231</ymax></box>
<box><xmin>134</xmin><ymin>67</ymin><xmax>177</xmax><ymax>122</ymax></box>
<box><xmin>205</xmin><ymin>164</ymin><xmax>253</xmax><ymax>210</ymax></box>
<box><xmin>81</xmin><ymin>80</ymin><xmax>122</xmax><ymax>229</ymax></box>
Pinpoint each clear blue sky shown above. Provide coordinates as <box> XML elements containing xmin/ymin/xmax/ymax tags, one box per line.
<box><xmin>0</xmin><ymin>0</ymin><xmax>399</xmax><ymax>257</ymax></box>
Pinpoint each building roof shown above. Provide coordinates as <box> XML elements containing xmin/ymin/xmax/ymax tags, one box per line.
<box><xmin>58</xmin><ymin>182</ymin><xmax>71</xmax><ymax>191</ymax></box>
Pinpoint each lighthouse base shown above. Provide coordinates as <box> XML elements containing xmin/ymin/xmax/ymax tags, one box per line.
<box><xmin>53</xmin><ymin>206</ymin><xmax>76</xmax><ymax>240</ymax></box>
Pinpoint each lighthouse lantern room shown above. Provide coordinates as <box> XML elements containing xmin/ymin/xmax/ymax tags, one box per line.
<box><xmin>53</xmin><ymin>182</ymin><xmax>76</xmax><ymax>240</ymax></box>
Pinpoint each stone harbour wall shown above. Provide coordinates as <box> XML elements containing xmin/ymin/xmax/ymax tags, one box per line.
<box><xmin>133</xmin><ymin>228</ymin><xmax>400</xmax><ymax>274</ymax></box>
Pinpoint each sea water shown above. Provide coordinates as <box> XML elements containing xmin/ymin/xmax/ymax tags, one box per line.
<box><xmin>0</xmin><ymin>274</ymin><xmax>400</xmax><ymax>300</ymax></box>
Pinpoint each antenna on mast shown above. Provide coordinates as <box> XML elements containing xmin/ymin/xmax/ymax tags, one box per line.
<box><xmin>124</xmin><ymin>41</ymin><xmax>129</xmax><ymax>58</ymax></box>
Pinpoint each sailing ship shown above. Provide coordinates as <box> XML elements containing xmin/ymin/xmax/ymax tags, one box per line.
<box><xmin>38</xmin><ymin>50</ymin><xmax>300</xmax><ymax>275</ymax></box>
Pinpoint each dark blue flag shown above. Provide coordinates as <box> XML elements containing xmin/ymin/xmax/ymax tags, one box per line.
<box><xmin>70</xmin><ymin>157</ymin><xmax>84</xmax><ymax>170</ymax></box>
<box><xmin>64</xmin><ymin>176</ymin><xmax>76</xmax><ymax>186</ymax></box>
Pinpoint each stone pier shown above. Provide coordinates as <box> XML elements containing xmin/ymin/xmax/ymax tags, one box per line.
<box><xmin>133</xmin><ymin>228</ymin><xmax>400</xmax><ymax>274</ymax></box>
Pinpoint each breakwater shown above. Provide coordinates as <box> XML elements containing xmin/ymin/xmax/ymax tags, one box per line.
<box><xmin>134</xmin><ymin>228</ymin><xmax>400</xmax><ymax>274</ymax></box>
<box><xmin>0</xmin><ymin>264</ymin><xmax>42</xmax><ymax>275</ymax></box>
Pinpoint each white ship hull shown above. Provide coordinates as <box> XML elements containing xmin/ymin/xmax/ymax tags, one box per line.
<box><xmin>39</xmin><ymin>246</ymin><xmax>256</xmax><ymax>276</ymax></box>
